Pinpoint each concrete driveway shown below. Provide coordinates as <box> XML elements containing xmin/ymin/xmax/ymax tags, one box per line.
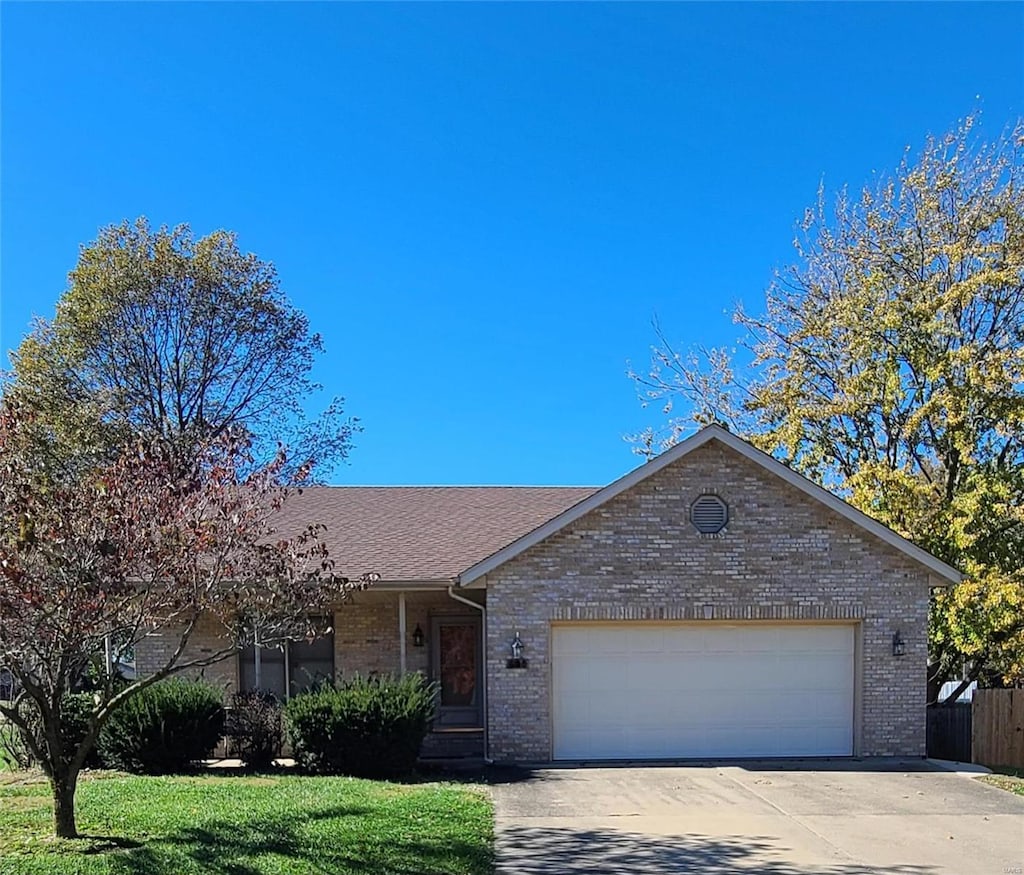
<box><xmin>489</xmin><ymin>760</ymin><xmax>1024</xmax><ymax>874</ymax></box>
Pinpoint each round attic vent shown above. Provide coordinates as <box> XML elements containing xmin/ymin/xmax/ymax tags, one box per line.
<box><xmin>691</xmin><ymin>494</ymin><xmax>728</xmax><ymax>534</ymax></box>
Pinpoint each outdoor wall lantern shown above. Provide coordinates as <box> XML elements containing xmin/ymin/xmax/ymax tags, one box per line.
<box><xmin>411</xmin><ymin>624</ymin><xmax>425</xmax><ymax>648</ymax></box>
<box><xmin>892</xmin><ymin>630</ymin><xmax>906</xmax><ymax>657</ymax></box>
<box><xmin>507</xmin><ymin>631</ymin><xmax>527</xmax><ymax>669</ymax></box>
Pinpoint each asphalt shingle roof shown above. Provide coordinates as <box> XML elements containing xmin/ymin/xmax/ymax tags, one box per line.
<box><xmin>274</xmin><ymin>486</ymin><xmax>598</xmax><ymax>581</ymax></box>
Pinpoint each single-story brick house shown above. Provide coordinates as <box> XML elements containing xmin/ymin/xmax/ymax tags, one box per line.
<box><xmin>137</xmin><ymin>425</ymin><xmax>960</xmax><ymax>763</ymax></box>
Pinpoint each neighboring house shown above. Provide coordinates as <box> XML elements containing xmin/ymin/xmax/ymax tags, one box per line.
<box><xmin>136</xmin><ymin>425</ymin><xmax>960</xmax><ymax>763</ymax></box>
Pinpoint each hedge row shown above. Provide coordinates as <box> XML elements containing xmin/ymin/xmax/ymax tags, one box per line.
<box><xmin>7</xmin><ymin>674</ymin><xmax>438</xmax><ymax>778</ymax></box>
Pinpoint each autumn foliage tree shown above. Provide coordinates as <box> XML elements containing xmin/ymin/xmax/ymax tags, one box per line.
<box><xmin>0</xmin><ymin>399</ymin><xmax>369</xmax><ymax>838</ymax></box>
<box><xmin>631</xmin><ymin>115</ymin><xmax>1024</xmax><ymax>700</ymax></box>
<box><xmin>7</xmin><ymin>218</ymin><xmax>354</xmax><ymax>478</ymax></box>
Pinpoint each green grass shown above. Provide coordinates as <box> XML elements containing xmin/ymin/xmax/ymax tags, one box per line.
<box><xmin>0</xmin><ymin>771</ymin><xmax>494</xmax><ymax>874</ymax></box>
<box><xmin>977</xmin><ymin>765</ymin><xmax>1024</xmax><ymax>797</ymax></box>
<box><xmin>974</xmin><ymin>762</ymin><xmax>1024</xmax><ymax>799</ymax></box>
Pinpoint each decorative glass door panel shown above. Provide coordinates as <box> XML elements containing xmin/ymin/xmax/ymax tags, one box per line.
<box><xmin>432</xmin><ymin>617</ymin><xmax>482</xmax><ymax>726</ymax></box>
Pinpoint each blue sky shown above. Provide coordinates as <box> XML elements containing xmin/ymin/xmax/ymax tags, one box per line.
<box><xmin>2</xmin><ymin>3</ymin><xmax>1021</xmax><ymax>485</ymax></box>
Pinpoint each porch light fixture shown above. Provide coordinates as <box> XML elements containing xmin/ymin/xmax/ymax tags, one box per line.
<box><xmin>412</xmin><ymin>624</ymin><xmax>425</xmax><ymax>648</ymax></box>
<box><xmin>507</xmin><ymin>631</ymin><xmax>527</xmax><ymax>669</ymax></box>
<box><xmin>892</xmin><ymin>631</ymin><xmax>906</xmax><ymax>658</ymax></box>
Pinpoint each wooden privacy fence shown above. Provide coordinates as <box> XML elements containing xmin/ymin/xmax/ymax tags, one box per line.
<box><xmin>972</xmin><ymin>689</ymin><xmax>1024</xmax><ymax>769</ymax></box>
<box><xmin>926</xmin><ymin>703</ymin><xmax>972</xmax><ymax>762</ymax></box>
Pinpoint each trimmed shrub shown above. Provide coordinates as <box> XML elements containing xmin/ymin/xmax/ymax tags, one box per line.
<box><xmin>97</xmin><ymin>679</ymin><xmax>225</xmax><ymax>774</ymax></box>
<box><xmin>285</xmin><ymin>673</ymin><xmax>438</xmax><ymax>777</ymax></box>
<box><xmin>224</xmin><ymin>690</ymin><xmax>283</xmax><ymax>769</ymax></box>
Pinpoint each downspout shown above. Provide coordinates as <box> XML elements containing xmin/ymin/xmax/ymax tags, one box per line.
<box><xmin>446</xmin><ymin>583</ymin><xmax>491</xmax><ymax>764</ymax></box>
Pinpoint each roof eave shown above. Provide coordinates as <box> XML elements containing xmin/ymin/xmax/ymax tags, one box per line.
<box><xmin>361</xmin><ymin>578</ymin><xmax>456</xmax><ymax>591</ymax></box>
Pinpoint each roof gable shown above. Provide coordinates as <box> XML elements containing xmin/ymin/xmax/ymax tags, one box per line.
<box><xmin>458</xmin><ymin>425</ymin><xmax>962</xmax><ymax>586</ymax></box>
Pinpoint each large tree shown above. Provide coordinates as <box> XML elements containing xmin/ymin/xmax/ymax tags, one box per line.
<box><xmin>0</xmin><ymin>399</ymin><xmax>370</xmax><ymax>838</ymax></box>
<box><xmin>7</xmin><ymin>218</ymin><xmax>354</xmax><ymax>478</ymax></box>
<box><xmin>631</xmin><ymin>115</ymin><xmax>1024</xmax><ymax>700</ymax></box>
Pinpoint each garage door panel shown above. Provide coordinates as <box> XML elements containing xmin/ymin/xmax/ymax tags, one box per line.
<box><xmin>626</xmin><ymin>728</ymin><xmax>687</xmax><ymax>758</ymax></box>
<box><xmin>626</xmin><ymin>627</ymin><xmax>668</xmax><ymax>652</ymax></box>
<box><xmin>625</xmin><ymin>655</ymin><xmax>681</xmax><ymax>689</ymax></box>
<box><xmin>769</xmin><ymin>724</ymin><xmax>850</xmax><ymax>757</ymax></box>
<box><xmin>664</xmin><ymin>656</ymin><xmax>714</xmax><ymax>691</ymax></box>
<box><xmin>810</xmin><ymin>690</ymin><xmax>854</xmax><ymax>722</ymax></box>
<box><xmin>629</xmin><ymin>702</ymin><xmax>690</xmax><ymax>727</ymax></box>
<box><xmin>556</xmin><ymin>691</ymin><xmax>593</xmax><ymax>725</ymax></box>
<box><xmin>684</xmin><ymin>690</ymin><xmax>744</xmax><ymax>721</ymax></box>
<box><xmin>588</xmin><ymin>692</ymin><xmax>642</xmax><ymax>722</ymax></box>
<box><xmin>556</xmin><ymin>658</ymin><xmax>592</xmax><ymax>688</ymax></box>
<box><xmin>660</xmin><ymin>628</ymin><xmax>708</xmax><ymax>654</ymax></box>
<box><xmin>554</xmin><ymin>628</ymin><xmax>592</xmax><ymax>655</ymax></box>
<box><xmin>708</xmin><ymin>650</ymin><xmax>777</xmax><ymax>681</ymax></box>
<box><xmin>777</xmin><ymin>653</ymin><xmax>854</xmax><ymax>686</ymax></box>
<box><xmin>788</xmin><ymin>625</ymin><xmax>854</xmax><ymax>649</ymax></box>
<box><xmin>557</xmin><ymin>656</ymin><xmax>628</xmax><ymax>691</ymax></box>
<box><xmin>706</xmin><ymin>626</ymin><xmax>770</xmax><ymax>652</ymax></box>
<box><xmin>810</xmin><ymin>725</ymin><xmax>855</xmax><ymax>754</ymax></box>
<box><xmin>552</xmin><ymin>623</ymin><xmax>855</xmax><ymax>760</ymax></box>
<box><xmin>590</xmin><ymin>658</ymin><xmax>631</xmax><ymax>689</ymax></box>
<box><xmin>590</xmin><ymin>628</ymin><xmax>632</xmax><ymax>654</ymax></box>
<box><xmin>556</xmin><ymin>728</ymin><xmax>597</xmax><ymax>757</ymax></box>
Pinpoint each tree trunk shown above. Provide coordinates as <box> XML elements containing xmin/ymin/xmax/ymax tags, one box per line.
<box><xmin>926</xmin><ymin>661</ymin><xmax>945</xmax><ymax>706</ymax></box>
<box><xmin>937</xmin><ymin>659</ymin><xmax>984</xmax><ymax>707</ymax></box>
<box><xmin>51</xmin><ymin>766</ymin><xmax>80</xmax><ymax>838</ymax></box>
<box><xmin>939</xmin><ymin>675</ymin><xmax>976</xmax><ymax>706</ymax></box>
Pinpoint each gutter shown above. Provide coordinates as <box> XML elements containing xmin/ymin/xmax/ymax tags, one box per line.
<box><xmin>446</xmin><ymin>583</ymin><xmax>492</xmax><ymax>764</ymax></box>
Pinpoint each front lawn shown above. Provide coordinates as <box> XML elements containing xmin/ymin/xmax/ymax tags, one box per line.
<box><xmin>977</xmin><ymin>766</ymin><xmax>1024</xmax><ymax>797</ymax></box>
<box><xmin>0</xmin><ymin>771</ymin><xmax>493</xmax><ymax>875</ymax></box>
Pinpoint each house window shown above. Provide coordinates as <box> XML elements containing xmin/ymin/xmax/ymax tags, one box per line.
<box><xmin>239</xmin><ymin>628</ymin><xmax>334</xmax><ymax>699</ymax></box>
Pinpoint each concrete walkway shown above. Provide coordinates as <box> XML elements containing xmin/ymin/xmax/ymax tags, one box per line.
<box><xmin>489</xmin><ymin>760</ymin><xmax>1024</xmax><ymax>874</ymax></box>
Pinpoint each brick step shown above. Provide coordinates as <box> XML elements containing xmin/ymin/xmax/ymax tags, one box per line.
<box><xmin>419</xmin><ymin>728</ymin><xmax>484</xmax><ymax>760</ymax></box>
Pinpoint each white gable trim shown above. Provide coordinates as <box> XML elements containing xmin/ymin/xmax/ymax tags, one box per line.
<box><xmin>458</xmin><ymin>424</ymin><xmax>962</xmax><ymax>587</ymax></box>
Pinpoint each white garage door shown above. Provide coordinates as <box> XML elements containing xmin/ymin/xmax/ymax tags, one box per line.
<box><xmin>552</xmin><ymin>624</ymin><xmax>855</xmax><ymax>760</ymax></box>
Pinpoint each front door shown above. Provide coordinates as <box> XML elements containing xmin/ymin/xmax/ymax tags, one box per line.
<box><xmin>431</xmin><ymin>616</ymin><xmax>482</xmax><ymax>727</ymax></box>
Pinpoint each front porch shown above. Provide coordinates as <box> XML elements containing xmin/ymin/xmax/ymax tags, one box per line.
<box><xmin>163</xmin><ymin>586</ymin><xmax>488</xmax><ymax>762</ymax></box>
<box><xmin>332</xmin><ymin>587</ymin><xmax>487</xmax><ymax>762</ymax></box>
